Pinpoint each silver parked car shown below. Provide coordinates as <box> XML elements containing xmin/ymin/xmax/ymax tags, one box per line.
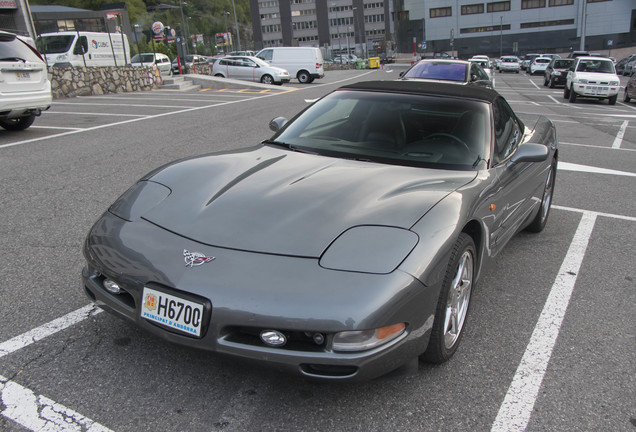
<box><xmin>131</xmin><ymin>53</ymin><xmax>172</xmax><ymax>75</ymax></box>
<box><xmin>212</xmin><ymin>55</ymin><xmax>290</xmax><ymax>85</ymax></box>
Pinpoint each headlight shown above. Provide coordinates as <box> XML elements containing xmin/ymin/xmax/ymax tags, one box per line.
<box><xmin>320</xmin><ymin>226</ymin><xmax>418</xmax><ymax>274</ymax></box>
<box><xmin>332</xmin><ymin>323</ymin><xmax>406</xmax><ymax>352</ymax></box>
<box><xmin>56</xmin><ymin>54</ymin><xmax>69</xmax><ymax>62</ymax></box>
<box><xmin>552</xmin><ymin>71</ymin><xmax>561</xmax><ymax>76</ymax></box>
<box><xmin>109</xmin><ymin>181</ymin><xmax>171</xmax><ymax>221</ymax></box>
<box><xmin>610</xmin><ymin>81</ymin><xmax>619</xmax><ymax>86</ymax></box>
<box><xmin>577</xmin><ymin>79</ymin><xmax>588</xmax><ymax>84</ymax></box>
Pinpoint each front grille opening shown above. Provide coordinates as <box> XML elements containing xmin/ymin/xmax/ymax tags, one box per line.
<box><xmin>300</xmin><ymin>363</ymin><xmax>358</xmax><ymax>378</ymax></box>
<box><xmin>224</xmin><ymin>326</ymin><xmax>329</xmax><ymax>352</ymax></box>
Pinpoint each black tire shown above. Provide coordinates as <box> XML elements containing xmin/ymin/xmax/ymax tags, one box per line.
<box><xmin>215</xmin><ymin>73</ymin><xmax>224</xmax><ymax>78</ymax></box>
<box><xmin>543</xmin><ymin>76</ymin><xmax>548</xmax><ymax>86</ymax></box>
<box><xmin>0</xmin><ymin>114</ymin><xmax>36</xmax><ymax>131</ymax></box>
<box><xmin>422</xmin><ymin>233</ymin><xmax>476</xmax><ymax>364</ymax></box>
<box><xmin>526</xmin><ymin>159</ymin><xmax>557</xmax><ymax>233</ymax></box>
<box><xmin>569</xmin><ymin>86</ymin><xmax>577</xmax><ymax>103</ymax></box>
<box><xmin>608</xmin><ymin>94</ymin><xmax>617</xmax><ymax>105</ymax></box>
<box><xmin>516</xmin><ymin>70</ymin><xmax>519</xmax><ymax>74</ymax></box>
<box><xmin>549</xmin><ymin>78</ymin><xmax>555</xmax><ymax>88</ymax></box>
<box><xmin>563</xmin><ymin>85</ymin><xmax>570</xmax><ymax>99</ymax></box>
<box><xmin>260</xmin><ymin>74</ymin><xmax>274</xmax><ymax>84</ymax></box>
<box><xmin>297</xmin><ymin>71</ymin><xmax>311</xmax><ymax>83</ymax></box>
<box><xmin>624</xmin><ymin>90</ymin><xmax>632</xmax><ymax>103</ymax></box>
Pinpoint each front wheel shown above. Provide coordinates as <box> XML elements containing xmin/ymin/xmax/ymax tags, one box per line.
<box><xmin>260</xmin><ymin>74</ymin><xmax>274</xmax><ymax>84</ymax></box>
<box><xmin>608</xmin><ymin>94</ymin><xmax>617</xmax><ymax>105</ymax></box>
<box><xmin>526</xmin><ymin>159</ymin><xmax>557</xmax><ymax>233</ymax></box>
<box><xmin>297</xmin><ymin>71</ymin><xmax>311</xmax><ymax>83</ymax></box>
<box><xmin>569</xmin><ymin>86</ymin><xmax>577</xmax><ymax>103</ymax></box>
<box><xmin>422</xmin><ymin>233</ymin><xmax>476</xmax><ymax>364</ymax></box>
<box><xmin>0</xmin><ymin>114</ymin><xmax>36</xmax><ymax>131</ymax></box>
<box><xmin>549</xmin><ymin>78</ymin><xmax>555</xmax><ymax>88</ymax></box>
<box><xmin>563</xmin><ymin>84</ymin><xmax>570</xmax><ymax>99</ymax></box>
<box><xmin>624</xmin><ymin>90</ymin><xmax>632</xmax><ymax>103</ymax></box>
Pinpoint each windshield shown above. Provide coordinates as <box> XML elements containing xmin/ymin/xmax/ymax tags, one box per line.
<box><xmin>271</xmin><ymin>90</ymin><xmax>491</xmax><ymax>170</ymax></box>
<box><xmin>37</xmin><ymin>35</ymin><xmax>74</xmax><ymax>54</ymax></box>
<box><xmin>402</xmin><ymin>62</ymin><xmax>467</xmax><ymax>82</ymax></box>
<box><xmin>554</xmin><ymin>60</ymin><xmax>573</xmax><ymax>68</ymax></box>
<box><xmin>131</xmin><ymin>54</ymin><xmax>155</xmax><ymax>63</ymax></box>
<box><xmin>576</xmin><ymin>59</ymin><xmax>615</xmax><ymax>73</ymax></box>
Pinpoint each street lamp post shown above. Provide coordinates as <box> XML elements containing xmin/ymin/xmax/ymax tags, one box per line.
<box><xmin>499</xmin><ymin>16</ymin><xmax>503</xmax><ymax>58</ymax></box>
<box><xmin>179</xmin><ymin>0</ymin><xmax>189</xmax><ymax>61</ymax></box>
<box><xmin>223</xmin><ymin>11</ymin><xmax>230</xmax><ymax>53</ymax></box>
<box><xmin>133</xmin><ymin>24</ymin><xmax>141</xmax><ymax>58</ymax></box>
<box><xmin>231</xmin><ymin>0</ymin><xmax>241</xmax><ymax>51</ymax></box>
<box><xmin>333</xmin><ymin>3</ymin><xmax>341</xmax><ymax>57</ymax></box>
<box><xmin>346</xmin><ymin>26</ymin><xmax>351</xmax><ymax>62</ymax></box>
<box><xmin>352</xmin><ymin>7</ymin><xmax>359</xmax><ymax>58</ymax></box>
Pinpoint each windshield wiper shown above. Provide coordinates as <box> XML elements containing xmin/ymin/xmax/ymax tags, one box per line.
<box><xmin>262</xmin><ymin>140</ymin><xmax>318</xmax><ymax>155</ymax></box>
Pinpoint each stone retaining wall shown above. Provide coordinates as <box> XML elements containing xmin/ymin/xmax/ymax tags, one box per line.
<box><xmin>48</xmin><ymin>66</ymin><xmax>166</xmax><ymax>99</ymax></box>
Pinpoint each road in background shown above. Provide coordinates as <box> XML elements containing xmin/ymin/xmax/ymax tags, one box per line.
<box><xmin>0</xmin><ymin>68</ymin><xmax>634</xmax><ymax>431</ymax></box>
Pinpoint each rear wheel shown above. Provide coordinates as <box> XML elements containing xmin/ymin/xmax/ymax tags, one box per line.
<box><xmin>422</xmin><ymin>233</ymin><xmax>475</xmax><ymax>364</ymax></box>
<box><xmin>297</xmin><ymin>71</ymin><xmax>311</xmax><ymax>83</ymax></box>
<box><xmin>526</xmin><ymin>159</ymin><xmax>556</xmax><ymax>233</ymax></box>
<box><xmin>608</xmin><ymin>94</ymin><xmax>617</xmax><ymax>105</ymax></box>
<box><xmin>260</xmin><ymin>74</ymin><xmax>274</xmax><ymax>84</ymax></box>
<box><xmin>0</xmin><ymin>114</ymin><xmax>36</xmax><ymax>131</ymax></box>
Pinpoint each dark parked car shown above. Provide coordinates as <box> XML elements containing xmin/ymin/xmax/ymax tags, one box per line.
<box><xmin>543</xmin><ymin>58</ymin><xmax>574</xmax><ymax>88</ymax></box>
<box><xmin>624</xmin><ymin>71</ymin><xmax>636</xmax><ymax>103</ymax></box>
<box><xmin>82</xmin><ymin>80</ymin><xmax>558</xmax><ymax>381</ymax></box>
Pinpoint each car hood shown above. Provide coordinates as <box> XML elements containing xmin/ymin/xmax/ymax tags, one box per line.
<box><xmin>574</xmin><ymin>71</ymin><xmax>617</xmax><ymax>81</ymax></box>
<box><xmin>142</xmin><ymin>145</ymin><xmax>477</xmax><ymax>257</ymax></box>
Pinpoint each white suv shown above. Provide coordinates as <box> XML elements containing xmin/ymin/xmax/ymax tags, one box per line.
<box><xmin>564</xmin><ymin>56</ymin><xmax>620</xmax><ymax>105</ymax></box>
<box><xmin>0</xmin><ymin>31</ymin><xmax>52</xmax><ymax>130</ymax></box>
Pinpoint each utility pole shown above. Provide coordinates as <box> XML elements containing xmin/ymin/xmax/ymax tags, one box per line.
<box><xmin>231</xmin><ymin>0</ymin><xmax>241</xmax><ymax>51</ymax></box>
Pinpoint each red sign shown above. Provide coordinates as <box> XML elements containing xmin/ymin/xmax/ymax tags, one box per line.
<box><xmin>0</xmin><ymin>0</ymin><xmax>17</xmax><ymax>8</ymax></box>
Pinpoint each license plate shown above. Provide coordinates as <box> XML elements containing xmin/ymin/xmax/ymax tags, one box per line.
<box><xmin>16</xmin><ymin>72</ymin><xmax>30</xmax><ymax>80</ymax></box>
<box><xmin>141</xmin><ymin>287</ymin><xmax>204</xmax><ymax>337</ymax></box>
<box><xmin>586</xmin><ymin>86</ymin><xmax>606</xmax><ymax>95</ymax></box>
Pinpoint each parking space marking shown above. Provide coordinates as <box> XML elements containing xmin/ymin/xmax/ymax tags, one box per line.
<box><xmin>559</xmin><ymin>161</ymin><xmax>636</xmax><ymax>177</ymax></box>
<box><xmin>491</xmin><ymin>211</ymin><xmax>597</xmax><ymax>432</ymax></box>
<box><xmin>1</xmin><ymin>375</ymin><xmax>114</xmax><ymax>432</ymax></box>
<box><xmin>612</xmin><ymin>120</ymin><xmax>628</xmax><ymax>148</ymax></box>
<box><xmin>54</xmin><ymin>101</ymin><xmax>193</xmax><ymax>109</ymax></box>
<box><xmin>561</xmin><ymin>141</ymin><xmax>636</xmax><ymax>152</ymax></box>
<box><xmin>45</xmin><ymin>111</ymin><xmax>146</xmax><ymax>117</ymax></box>
<box><xmin>31</xmin><ymin>126</ymin><xmax>84</xmax><ymax>131</ymax></box>
<box><xmin>0</xmin><ymin>305</ymin><xmax>101</xmax><ymax>359</ymax></box>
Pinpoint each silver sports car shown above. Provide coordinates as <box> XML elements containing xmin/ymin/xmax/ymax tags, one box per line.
<box><xmin>82</xmin><ymin>80</ymin><xmax>558</xmax><ymax>381</ymax></box>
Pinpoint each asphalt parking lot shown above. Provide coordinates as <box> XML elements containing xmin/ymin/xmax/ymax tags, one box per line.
<box><xmin>0</xmin><ymin>68</ymin><xmax>634</xmax><ymax>432</ymax></box>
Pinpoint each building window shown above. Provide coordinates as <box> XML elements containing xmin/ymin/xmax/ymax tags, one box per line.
<box><xmin>461</xmin><ymin>23</ymin><xmax>510</xmax><ymax>34</ymax></box>
<box><xmin>548</xmin><ymin>0</ymin><xmax>573</xmax><ymax>5</ymax></box>
<box><xmin>587</xmin><ymin>0</ymin><xmax>611</xmax><ymax>3</ymax></box>
<box><xmin>487</xmin><ymin>1</ymin><xmax>511</xmax><ymax>12</ymax></box>
<box><xmin>521</xmin><ymin>0</ymin><xmax>545</xmax><ymax>8</ymax></box>
<box><xmin>520</xmin><ymin>19</ymin><xmax>574</xmax><ymax>28</ymax></box>
<box><xmin>430</xmin><ymin>7</ymin><xmax>452</xmax><ymax>18</ymax></box>
<box><xmin>462</xmin><ymin>4</ymin><xmax>485</xmax><ymax>15</ymax></box>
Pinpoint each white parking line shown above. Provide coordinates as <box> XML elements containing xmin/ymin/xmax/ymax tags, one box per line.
<box><xmin>611</xmin><ymin>120</ymin><xmax>628</xmax><ymax>148</ymax></box>
<box><xmin>45</xmin><ymin>111</ymin><xmax>146</xmax><ymax>117</ymax></box>
<box><xmin>491</xmin><ymin>211</ymin><xmax>597</xmax><ymax>432</ymax></box>
<box><xmin>559</xmin><ymin>161</ymin><xmax>636</xmax><ymax>177</ymax></box>
<box><xmin>54</xmin><ymin>101</ymin><xmax>192</xmax><ymax>109</ymax></box>
<box><xmin>0</xmin><ymin>305</ymin><xmax>101</xmax><ymax>359</ymax></box>
<box><xmin>1</xmin><ymin>375</ymin><xmax>114</xmax><ymax>432</ymax></box>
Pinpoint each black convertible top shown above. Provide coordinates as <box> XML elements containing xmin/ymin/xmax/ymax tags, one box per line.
<box><xmin>339</xmin><ymin>80</ymin><xmax>499</xmax><ymax>104</ymax></box>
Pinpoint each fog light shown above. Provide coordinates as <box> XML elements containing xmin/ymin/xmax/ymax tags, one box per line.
<box><xmin>333</xmin><ymin>323</ymin><xmax>406</xmax><ymax>352</ymax></box>
<box><xmin>260</xmin><ymin>330</ymin><xmax>287</xmax><ymax>347</ymax></box>
<box><xmin>103</xmin><ymin>279</ymin><xmax>122</xmax><ymax>294</ymax></box>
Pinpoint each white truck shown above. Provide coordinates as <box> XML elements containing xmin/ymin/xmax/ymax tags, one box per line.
<box><xmin>37</xmin><ymin>31</ymin><xmax>130</xmax><ymax>67</ymax></box>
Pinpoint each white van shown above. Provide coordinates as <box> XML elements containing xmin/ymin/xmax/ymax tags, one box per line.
<box><xmin>37</xmin><ymin>31</ymin><xmax>130</xmax><ymax>67</ymax></box>
<box><xmin>255</xmin><ymin>47</ymin><xmax>324</xmax><ymax>83</ymax></box>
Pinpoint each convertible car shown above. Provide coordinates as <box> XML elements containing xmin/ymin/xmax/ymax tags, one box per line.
<box><xmin>82</xmin><ymin>81</ymin><xmax>558</xmax><ymax>381</ymax></box>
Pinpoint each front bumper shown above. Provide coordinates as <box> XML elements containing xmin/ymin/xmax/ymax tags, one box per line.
<box><xmin>572</xmin><ymin>83</ymin><xmax>619</xmax><ymax>98</ymax></box>
<box><xmin>82</xmin><ymin>212</ymin><xmax>437</xmax><ymax>381</ymax></box>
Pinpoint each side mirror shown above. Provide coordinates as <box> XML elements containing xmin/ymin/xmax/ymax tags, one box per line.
<box><xmin>510</xmin><ymin>143</ymin><xmax>549</xmax><ymax>164</ymax></box>
<box><xmin>269</xmin><ymin>117</ymin><xmax>288</xmax><ymax>132</ymax></box>
<box><xmin>399</xmin><ymin>71</ymin><xmax>405</xmax><ymax>77</ymax></box>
